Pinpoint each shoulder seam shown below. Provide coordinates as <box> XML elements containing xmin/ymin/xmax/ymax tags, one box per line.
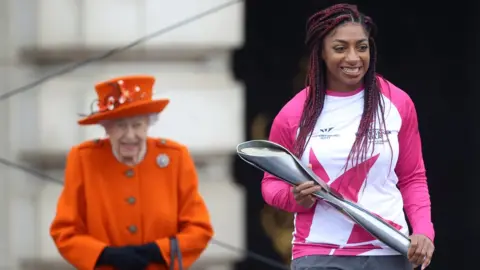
<box><xmin>154</xmin><ymin>137</ymin><xmax>186</xmax><ymax>151</ymax></box>
<box><xmin>77</xmin><ymin>138</ymin><xmax>106</xmax><ymax>150</ymax></box>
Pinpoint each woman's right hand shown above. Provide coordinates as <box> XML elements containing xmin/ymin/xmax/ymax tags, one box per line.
<box><xmin>292</xmin><ymin>181</ymin><xmax>322</xmax><ymax>208</ymax></box>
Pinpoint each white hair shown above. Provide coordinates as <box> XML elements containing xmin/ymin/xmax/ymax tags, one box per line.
<box><xmin>99</xmin><ymin>113</ymin><xmax>159</xmax><ymax>128</ymax></box>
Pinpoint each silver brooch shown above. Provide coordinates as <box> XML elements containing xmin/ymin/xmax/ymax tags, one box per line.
<box><xmin>156</xmin><ymin>154</ymin><xmax>170</xmax><ymax>168</ymax></box>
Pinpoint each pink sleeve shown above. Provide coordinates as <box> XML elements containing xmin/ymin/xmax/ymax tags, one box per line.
<box><xmin>395</xmin><ymin>98</ymin><xmax>435</xmax><ymax>242</ymax></box>
<box><xmin>260</xmin><ymin>111</ymin><xmax>312</xmax><ymax>213</ymax></box>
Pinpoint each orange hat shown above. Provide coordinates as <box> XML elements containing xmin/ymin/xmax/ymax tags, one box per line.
<box><xmin>78</xmin><ymin>75</ymin><xmax>169</xmax><ymax>125</ymax></box>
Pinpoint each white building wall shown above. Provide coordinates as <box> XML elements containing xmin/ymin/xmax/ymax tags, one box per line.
<box><xmin>0</xmin><ymin>0</ymin><xmax>246</xmax><ymax>269</ymax></box>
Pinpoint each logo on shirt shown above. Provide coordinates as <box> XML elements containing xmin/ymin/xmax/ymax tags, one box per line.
<box><xmin>312</xmin><ymin>127</ymin><xmax>340</xmax><ymax>140</ymax></box>
<box><xmin>363</xmin><ymin>128</ymin><xmax>392</xmax><ymax>144</ymax></box>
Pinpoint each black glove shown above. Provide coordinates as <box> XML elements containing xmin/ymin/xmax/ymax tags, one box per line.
<box><xmin>134</xmin><ymin>243</ymin><xmax>166</xmax><ymax>264</ymax></box>
<box><xmin>96</xmin><ymin>246</ymin><xmax>149</xmax><ymax>270</ymax></box>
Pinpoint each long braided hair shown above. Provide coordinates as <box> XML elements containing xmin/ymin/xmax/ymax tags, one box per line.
<box><xmin>293</xmin><ymin>4</ymin><xmax>390</xmax><ymax>175</ymax></box>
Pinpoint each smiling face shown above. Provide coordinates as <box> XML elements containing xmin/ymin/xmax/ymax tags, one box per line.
<box><xmin>104</xmin><ymin>115</ymin><xmax>150</xmax><ymax>164</ymax></box>
<box><xmin>322</xmin><ymin>22</ymin><xmax>370</xmax><ymax>92</ymax></box>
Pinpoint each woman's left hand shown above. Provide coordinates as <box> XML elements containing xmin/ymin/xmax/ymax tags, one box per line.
<box><xmin>408</xmin><ymin>234</ymin><xmax>434</xmax><ymax>269</ymax></box>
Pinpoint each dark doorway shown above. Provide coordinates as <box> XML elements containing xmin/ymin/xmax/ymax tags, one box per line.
<box><xmin>233</xmin><ymin>1</ymin><xmax>475</xmax><ymax>269</ymax></box>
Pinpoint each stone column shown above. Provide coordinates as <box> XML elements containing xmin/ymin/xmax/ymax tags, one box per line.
<box><xmin>0</xmin><ymin>71</ymin><xmax>12</xmax><ymax>270</ymax></box>
<box><xmin>0</xmin><ymin>0</ymin><xmax>13</xmax><ymax>267</ymax></box>
<box><xmin>1</xmin><ymin>0</ymin><xmax>45</xmax><ymax>268</ymax></box>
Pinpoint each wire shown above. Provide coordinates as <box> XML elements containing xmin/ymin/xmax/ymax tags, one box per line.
<box><xmin>0</xmin><ymin>156</ymin><xmax>289</xmax><ymax>270</ymax></box>
<box><xmin>0</xmin><ymin>156</ymin><xmax>63</xmax><ymax>185</ymax></box>
<box><xmin>0</xmin><ymin>0</ymin><xmax>241</xmax><ymax>102</ymax></box>
<box><xmin>0</xmin><ymin>1</ymin><xmax>291</xmax><ymax>268</ymax></box>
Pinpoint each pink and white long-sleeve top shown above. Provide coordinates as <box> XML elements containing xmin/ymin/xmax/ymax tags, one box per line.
<box><xmin>261</xmin><ymin>77</ymin><xmax>434</xmax><ymax>258</ymax></box>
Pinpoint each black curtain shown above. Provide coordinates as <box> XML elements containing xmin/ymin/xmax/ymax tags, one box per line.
<box><xmin>233</xmin><ymin>1</ymin><xmax>476</xmax><ymax>269</ymax></box>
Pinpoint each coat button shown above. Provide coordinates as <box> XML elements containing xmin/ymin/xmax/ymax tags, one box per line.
<box><xmin>126</xmin><ymin>196</ymin><xmax>136</xmax><ymax>205</ymax></box>
<box><xmin>125</xmin><ymin>169</ymin><xmax>134</xmax><ymax>178</ymax></box>
<box><xmin>128</xmin><ymin>225</ymin><xmax>137</xmax><ymax>234</ymax></box>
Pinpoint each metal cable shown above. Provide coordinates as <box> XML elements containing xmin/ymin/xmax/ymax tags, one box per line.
<box><xmin>0</xmin><ymin>156</ymin><xmax>289</xmax><ymax>269</ymax></box>
<box><xmin>0</xmin><ymin>0</ymin><xmax>241</xmax><ymax>102</ymax></box>
<box><xmin>0</xmin><ymin>1</ymin><xmax>290</xmax><ymax>268</ymax></box>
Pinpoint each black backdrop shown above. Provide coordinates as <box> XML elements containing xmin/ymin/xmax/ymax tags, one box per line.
<box><xmin>232</xmin><ymin>1</ymin><xmax>477</xmax><ymax>269</ymax></box>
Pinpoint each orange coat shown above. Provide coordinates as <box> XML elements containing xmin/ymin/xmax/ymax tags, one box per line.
<box><xmin>50</xmin><ymin>137</ymin><xmax>214</xmax><ymax>270</ymax></box>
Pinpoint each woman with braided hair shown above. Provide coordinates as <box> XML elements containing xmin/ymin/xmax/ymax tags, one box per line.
<box><xmin>261</xmin><ymin>4</ymin><xmax>434</xmax><ymax>270</ymax></box>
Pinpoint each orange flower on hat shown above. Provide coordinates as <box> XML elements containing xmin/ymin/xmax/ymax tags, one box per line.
<box><xmin>78</xmin><ymin>75</ymin><xmax>169</xmax><ymax>125</ymax></box>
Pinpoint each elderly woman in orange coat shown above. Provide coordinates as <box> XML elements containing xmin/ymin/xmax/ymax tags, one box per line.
<box><xmin>50</xmin><ymin>75</ymin><xmax>214</xmax><ymax>270</ymax></box>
